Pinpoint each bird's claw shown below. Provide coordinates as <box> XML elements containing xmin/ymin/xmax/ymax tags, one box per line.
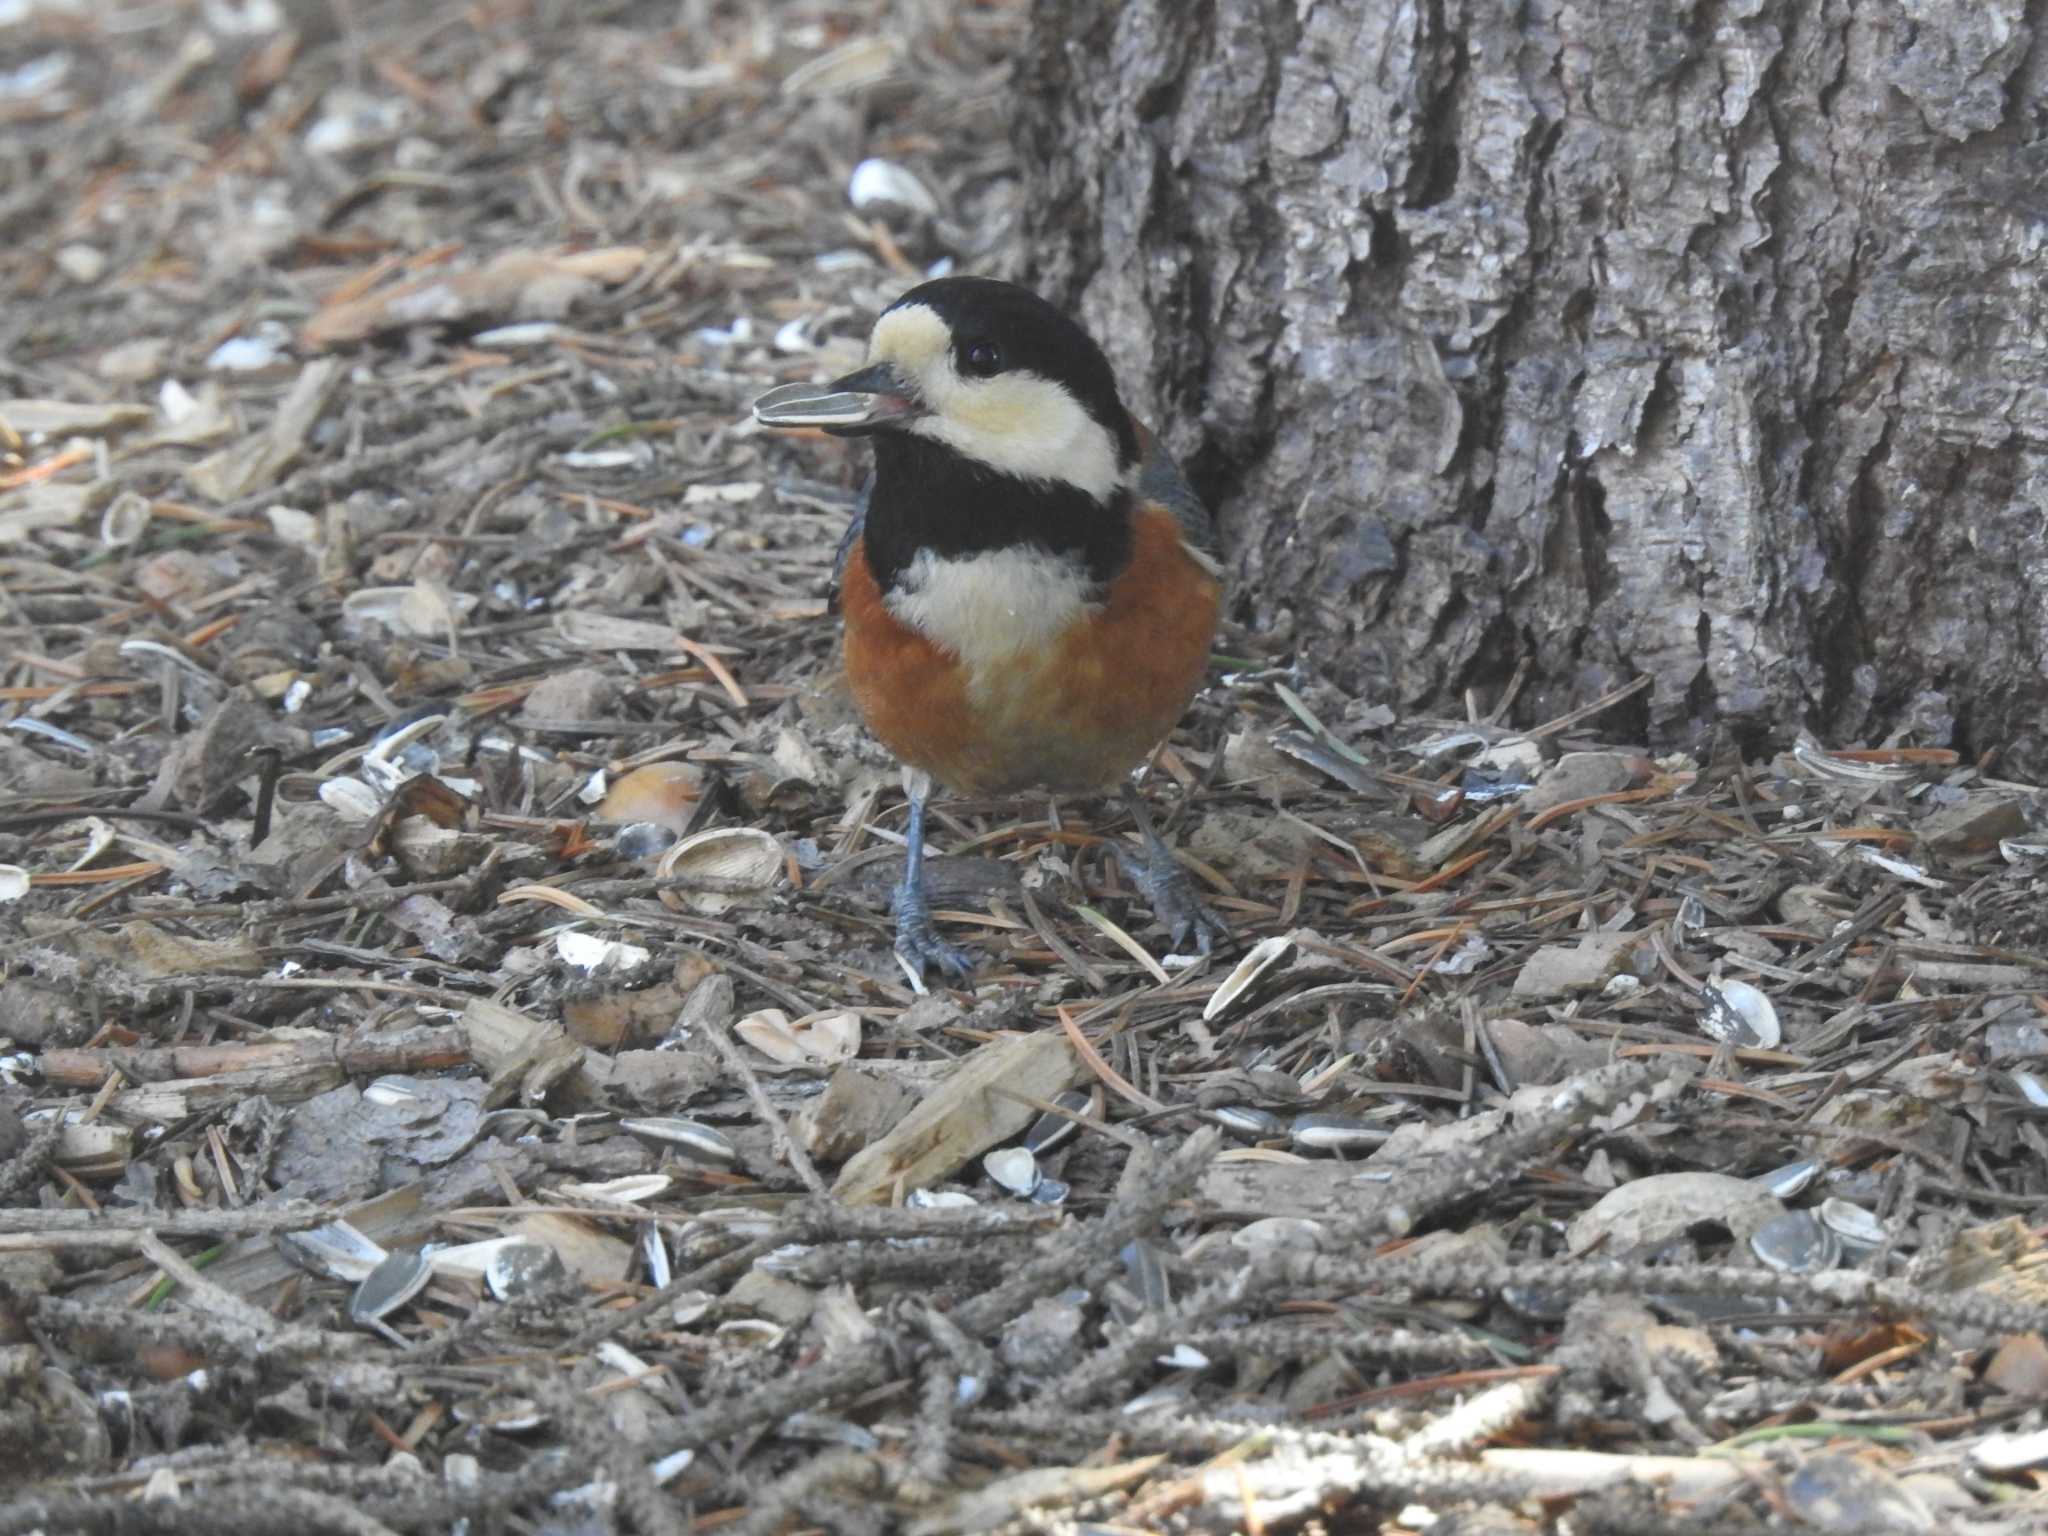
<box><xmin>1116</xmin><ymin>843</ymin><xmax>1230</xmax><ymax>958</ymax></box>
<box><xmin>891</xmin><ymin>880</ymin><xmax>976</xmax><ymax>983</ymax></box>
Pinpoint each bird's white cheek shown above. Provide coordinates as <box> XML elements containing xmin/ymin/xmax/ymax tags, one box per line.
<box><xmin>910</xmin><ymin>379</ymin><xmax>1122</xmax><ymax>501</ymax></box>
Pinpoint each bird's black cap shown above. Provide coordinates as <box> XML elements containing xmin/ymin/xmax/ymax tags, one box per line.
<box><xmin>882</xmin><ymin>277</ymin><xmax>1140</xmax><ymax>468</ymax></box>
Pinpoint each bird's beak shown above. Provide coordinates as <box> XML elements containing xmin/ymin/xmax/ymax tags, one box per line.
<box><xmin>752</xmin><ymin>363</ymin><xmax>923</xmax><ymax>436</ymax></box>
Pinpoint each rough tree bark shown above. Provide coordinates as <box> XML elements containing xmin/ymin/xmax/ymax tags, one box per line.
<box><xmin>1022</xmin><ymin>0</ymin><xmax>2048</xmax><ymax>768</ymax></box>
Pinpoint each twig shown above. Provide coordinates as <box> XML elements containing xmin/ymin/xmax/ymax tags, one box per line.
<box><xmin>701</xmin><ymin>1018</ymin><xmax>827</xmax><ymax>1196</ymax></box>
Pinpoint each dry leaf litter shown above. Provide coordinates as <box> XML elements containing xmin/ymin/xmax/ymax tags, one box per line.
<box><xmin>2</xmin><ymin>3</ymin><xmax>2047</xmax><ymax>1534</ymax></box>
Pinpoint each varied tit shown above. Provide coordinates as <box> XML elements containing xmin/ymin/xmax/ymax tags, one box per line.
<box><xmin>754</xmin><ymin>275</ymin><xmax>1226</xmax><ymax>981</ymax></box>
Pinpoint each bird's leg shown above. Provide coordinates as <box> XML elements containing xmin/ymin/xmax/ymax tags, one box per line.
<box><xmin>892</xmin><ymin>769</ymin><xmax>976</xmax><ymax>983</ymax></box>
<box><xmin>1115</xmin><ymin>788</ymin><xmax>1229</xmax><ymax>957</ymax></box>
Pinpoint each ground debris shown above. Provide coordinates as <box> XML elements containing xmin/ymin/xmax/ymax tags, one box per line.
<box><xmin>2</xmin><ymin>1</ymin><xmax>2047</xmax><ymax>1531</ymax></box>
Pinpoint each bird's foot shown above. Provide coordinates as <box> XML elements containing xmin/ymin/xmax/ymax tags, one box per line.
<box><xmin>1116</xmin><ymin>841</ymin><xmax>1230</xmax><ymax>958</ymax></box>
<box><xmin>891</xmin><ymin>879</ymin><xmax>977</xmax><ymax>984</ymax></box>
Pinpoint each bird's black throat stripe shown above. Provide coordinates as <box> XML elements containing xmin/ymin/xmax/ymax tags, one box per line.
<box><xmin>861</xmin><ymin>434</ymin><xmax>1133</xmax><ymax>596</ymax></box>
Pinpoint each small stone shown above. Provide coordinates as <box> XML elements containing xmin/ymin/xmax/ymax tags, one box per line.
<box><xmin>54</xmin><ymin>244</ymin><xmax>107</xmax><ymax>284</ymax></box>
<box><xmin>520</xmin><ymin>666</ymin><xmax>619</xmax><ymax>724</ymax></box>
<box><xmin>1569</xmin><ymin>1171</ymin><xmax>1785</xmax><ymax>1258</ymax></box>
<box><xmin>1518</xmin><ymin>751</ymin><xmax>1640</xmax><ymax>816</ymax></box>
<box><xmin>998</xmin><ymin>1294</ymin><xmax>1086</xmax><ymax>1380</ymax></box>
<box><xmin>1983</xmin><ymin>1333</ymin><xmax>2048</xmax><ymax>1399</ymax></box>
<box><xmin>1511</xmin><ymin>931</ymin><xmax>1640</xmax><ymax>997</ymax></box>
<box><xmin>135</xmin><ymin>548</ymin><xmax>231</xmax><ymax>604</ymax></box>
<box><xmin>1918</xmin><ymin>795</ymin><xmax>2029</xmax><ymax>855</ymax></box>
<box><xmin>97</xmin><ymin>338</ymin><xmax>170</xmax><ymax>381</ymax></box>
<box><xmin>727</xmin><ymin>1269</ymin><xmax>816</xmax><ymax>1330</ymax></box>
<box><xmin>797</xmin><ymin>1065</ymin><xmax>918</xmax><ymax>1162</ymax></box>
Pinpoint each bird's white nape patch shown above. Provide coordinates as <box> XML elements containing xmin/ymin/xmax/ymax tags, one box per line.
<box><xmin>885</xmin><ymin>545</ymin><xmax>1097</xmax><ymax>687</ymax></box>
<box><xmin>867</xmin><ymin>303</ymin><xmax>1125</xmax><ymax>502</ymax></box>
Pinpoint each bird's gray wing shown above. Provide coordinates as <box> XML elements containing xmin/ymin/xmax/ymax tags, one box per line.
<box><xmin>1133</xmin><ymin>417</ymin><xmax>1221</xmax><ymax>574</ymax></box>
<box><xmin>827</xmin><ymin>472</ymin><xmax>871</xmax><ymax>611</ymax></box>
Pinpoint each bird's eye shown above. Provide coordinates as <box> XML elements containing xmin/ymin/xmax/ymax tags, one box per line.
<box><xmin>961</xmin><ymin>340</ymin><xmax>1003</xmax><ymax>378</ymax></box>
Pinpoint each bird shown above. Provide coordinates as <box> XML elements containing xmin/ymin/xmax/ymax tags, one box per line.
<box><xmin>752</xmin><ymin>275</ymin><xmax>1227</xmax><ymax>981</ymax></box>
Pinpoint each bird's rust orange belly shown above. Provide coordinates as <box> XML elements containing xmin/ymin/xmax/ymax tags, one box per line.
<box><xmin>840</xmin><ymin>505</ymin><xmax>1222</xmax><ymax>797</ymax></box>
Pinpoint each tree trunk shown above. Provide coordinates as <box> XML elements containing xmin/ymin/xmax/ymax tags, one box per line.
<box><xmin>1021</xmin><ymin>0</ymin><xmax>2048</xmax><ymax>768</ymax></box>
